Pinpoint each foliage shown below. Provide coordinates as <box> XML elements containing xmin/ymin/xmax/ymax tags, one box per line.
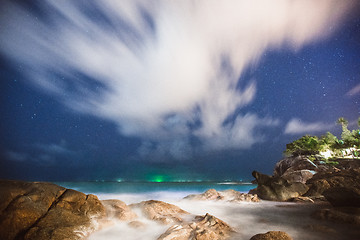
<box><xmin>284</xmin><ymin>117</ymin><xmax>360</xmax><ymax>159</ymax></box>
<box><xmin>284</xmin><ymin>135</ymin><xmax>321</xmax><ymax>156</ymax></box>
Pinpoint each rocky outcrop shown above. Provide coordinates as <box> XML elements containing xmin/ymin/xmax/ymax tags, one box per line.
<box><xmin>250</xmin><ymin>171</ymin><xmax>309</xmax><ymax>201</ymax></box>
<box><xmin>305</xmin><ymin>168</ymin><xmax>360</xmax><ymax>198</ymax></box>
<box><xmin>158</xmin><ymin>213</ymin><xmax>234</xmax><ymax>240</ymax></box>
<box><xmin>0</xmin><ymin>180</ymin><xmax>105</xmax><ymax>240</ymax></box>
<box><xmin>131</xmin><ymin>200</ymin><xmax>189</xmax><ymax>224</ymax></box>
<box><xmin>184</xmin><ymin>189</ymin><xmax>260</xmax><ymax>202</ymax></box>
<box><xmin>249</xmin><ymin>231</ymin><xmax>293</xmax><ymax>240</ymax></box>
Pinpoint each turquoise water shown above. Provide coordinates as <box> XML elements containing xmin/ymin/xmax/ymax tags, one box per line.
<box><xmin>55</xmin><ymin>181</ymin><xmax>256</xmax><ymax>195</ymax></box>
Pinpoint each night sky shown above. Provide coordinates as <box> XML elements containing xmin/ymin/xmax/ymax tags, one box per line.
<box><xmin>0</xmin><ymin>0</ymin><xmax>359</xmax><ymax>182</ymax></box>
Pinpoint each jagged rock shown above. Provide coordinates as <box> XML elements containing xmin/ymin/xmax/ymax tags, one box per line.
<box><xmin>281</xmin><ymin>170</ymin><xmax>315</xmax><ymax>184</ymax></box>
<box><xmin>184</xmin><ymin>189</ymin><xmax>260</xmax><ymax>202</ymax></box>
<box><xmin>251</xmin><ymin>171</ymin><xmax>309</xmax><ymax>201</ymax></box>
<box><xmin>157</xmin><ymin>213</ymin><xmax>234</xmax><ymax>240</ymax></box>
<box><xmin>0</xmin><ymin>180</ymin><xmax>105</xmax><ymax>240</ymax></box>
<box><xmin>102</xmin><ymin>199</ymin><xmax>137</xmax><ymax>221</ymax></box>
<box><xmin>131</xmin><ymin>200</ymin><xmax>189</xmax><ymax>224</ymax></box>
<box><xmin>273</xmin><ymin>156</ymin><xmax>318</xmax><ymax>177</ymax></box>
<box><xmin>312</xmin><ymin>207</ymin><xmax>360</xmax><ymax>225</ymax></box>
<box><xmin>249</xmin><ymin>231</ymin><xmax>293</xmax><ymax>240</ymax></box>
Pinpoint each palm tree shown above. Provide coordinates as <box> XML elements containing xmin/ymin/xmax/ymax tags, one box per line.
<box><xmin>336</xmin><ymin>117</ymin><xmax>348</xmax><ymax>128</ymax></box>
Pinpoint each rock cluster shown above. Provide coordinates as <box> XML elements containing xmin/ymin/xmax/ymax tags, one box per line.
<box><xmin>252</xmin><ymin>155</ymin><xmax>360</xmax><ymax>227</ymax></box>
<box><xmin>0</xmin><ymin>180</ymin><xmax>236</xmax><ymax>240</ymax></box>
<box><xmin>184</xmin><ymin>189</ymin><xmax>260</xmax><ymax>202</ymax></box>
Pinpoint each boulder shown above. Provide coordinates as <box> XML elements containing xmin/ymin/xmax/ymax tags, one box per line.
<box><xmin>0</xmin><ymin>180</ymin><xmax>106</xmax><ymax>240</ymax></box>
<box><xmin>158</xmin><ymin>213</ymin><xmax>234</xmax><ymax>240</ymax></box>
<box><xmin>251</xmin><ymin>171</ymin><xmax>309</xmax><ymax>201</ymax></box>
<box><xmin>101</xmin><ymin>199</ymin><xmax>137</xmax><ymax>221</ymax></box>
<box><xmin>322</xmin><ymin>187</ymin><xmax>360</xmax><ymax>208</ymax></box>
<box><xmin>249</xmin><ymin>231</ymin><xmax>293</xmax><ymax>240</ymax></box>
<box><xmin>184</xmin><ymin>189</ymin><xmax>224</xmax><ymax>201</ymax></box>
<box><xmin>281</xmin><ymin>170</ymin><xmax>315</xmax><ymax>184</ymax></box>
<box><xmin>131</xmin><ymin>200</ymin><xmax>189</xmax><ymax>224</ymax></box>
<box><xmin>184</xmin><ymin>189</ymin><xmax>260</xmax><ymax>202</ymax></box>
<box><xmin>273</xmin><ymin>156</ymin><xmax>318</xmax><ymax>177</ymax></box>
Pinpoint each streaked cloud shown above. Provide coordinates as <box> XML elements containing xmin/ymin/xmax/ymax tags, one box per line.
<box><xmin>284</xmin><ymin>118</ymin><xmax>334</xmax><ymax>135</ymax></box>
<box><xmin>346</xmin><ymin>83</ymin><xmax>360</xmax><ymax>97</ymax></box>
<box><xmin>0</xmin><ymin>0</ymin><xmax>355</xmax><ymax>158</ymax></box>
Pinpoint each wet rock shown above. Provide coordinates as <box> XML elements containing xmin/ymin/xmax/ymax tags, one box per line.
<box><xmin>251</xmin><ymin>171</ymin><xmax>309</xmax><ymax>201</ymax></box>
<box><xmin>128</xmin><ymin>220</ymin><xmax>146</xmax><ymax>229</ymax></box>
<box><xmin>184</xmin><ymin>189</ymin><xmax>260</xmax><ymax>202</ymax></box>
<box><xmin>249</xmin><ymin>231</ymin><xmax>293</xmax><ymax>240</ymax></box>
<box><xmin>102</xmin><ymin>199</ymin><xmax>137</xmax><ymax>221</ymax></box>
<box><xmin>184</xmin><ymin>189</ymin><xmax>224</xmax><ymax>201</ymax></box>
<box><xmin>158</xmin><ymin>213</ymin><xmax>234</xmax><ymax>240</ymax></box>
<box><xmin>0</xmin><ymin>180</ymin><xmax>105</xmax><ymax>240</ymax></box>
<box><xmin>131</xmin><ymin>200</ymin><xmax>189</xmax><ymax>224</ymax></box>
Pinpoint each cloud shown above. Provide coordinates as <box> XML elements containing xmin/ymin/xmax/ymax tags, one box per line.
<box><xmin>4</xmin><ymin>141</ymin><xmax>75</xmax><ymax>165</ymax></box>
<box><xmin>284</xmin><ymin>118</ymin><xmax>334</xmax><ymax>135</ymax></box>
<box><xmin>0</xmin><ymin>0</ymin><xmax>356</xmax><ymax>158</ymax></box>
<box><xmin>4</xmin><ymin>151</ymin><xmax>29</xmax><ymax>162</ymax></box>
<box><xmin>346</xmin><ymin>83</ymin><xmax>360</xmax><ymax>97</ymax></box>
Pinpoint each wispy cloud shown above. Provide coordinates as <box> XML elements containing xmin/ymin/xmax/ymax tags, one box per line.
<box><xmin>0</xmin><ymin>0</ymin><xmax>355</xmax><ymax>158</ymax></box>
<box><xmin>5</xmin><ymin>151</ymin><xmax>29</xmax><ymax>162</ymax></box>
<box><xmin>4</xmin><ymin>140</ymin><xmax>75</xmax><ymax>165</ymax></box>
<box><xmin>346</xmin><ymin>83</ymin><xmax>360</xmax><ymax>97</ymax></box>
<box><xmin>284</xmin><ymin>118</ymin><xmax>334</xmax><ymax>135</ymax></box>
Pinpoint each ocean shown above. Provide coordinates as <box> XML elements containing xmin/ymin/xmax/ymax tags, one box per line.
<box><xmin>55</xmin><ymin>181</ymin><xmax>257</xmax><ymax>203</ymax></box>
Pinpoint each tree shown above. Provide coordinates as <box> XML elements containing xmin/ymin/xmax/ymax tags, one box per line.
<box><xmin>336</xmin><ymin>117</ymin><xmax>353</xmax><ymax>146</ymax></box>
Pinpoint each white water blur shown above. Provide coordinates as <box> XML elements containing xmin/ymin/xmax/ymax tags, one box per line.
<box><xmin>88</xmin><ymin>191</ymin><xmax>358</xmax><ymax>240</ymax></box>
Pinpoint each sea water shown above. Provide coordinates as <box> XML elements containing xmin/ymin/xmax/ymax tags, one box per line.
<box><xmin>55</xmin><ymin>181</ymin><xmax>256</xmax><ymax>203</ymax></box>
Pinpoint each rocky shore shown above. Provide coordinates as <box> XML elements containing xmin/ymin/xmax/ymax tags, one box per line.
<box><xmin>0</xmin><ymin>155</ymin><xmax>359</xmax><ymax>240</ymax></box>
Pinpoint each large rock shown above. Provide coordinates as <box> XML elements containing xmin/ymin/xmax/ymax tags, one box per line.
<box><xmin>281</xmin><ymin>170</ymin><xmax>315</xmax><ymax>184</ymax></box>
<box><xmin>158</xmin><ymin>213</ymin><xmax>234</xmax><ymax>240</ymax></box>
<box><xmin>251</xmin><ymin>171</ymin><xmax>309</xmax><ymax>201</ymax></box>
<box><xmin>184</xmin><ymin>189</ymin><xmax>260</xmax><ymax>202</ymax></box>
<box><xmin>131</xmin><ymin>200</ymin><xmax>189</xmax><ymax>224</ymax></box>
<box><xmin>274</xmin><ymin>156</ymin><xmax>318</xmax><ymax>177</ymax></box>
<box><xmin>101</xmin><ymin>199</ymin><xmax>137</xmax><ymax>221</ymax></box>
<box><xmin>0</xmin><ymin>180</ymin><xmax>106</xmax><ymax>240</ymax></box>
<box><xmin>249</xmin><ymin>231</ymin><xmax>293</xmax><ymax>240</ymax></box>
<box><xmin>305</xmin><ymin>168</ymin><xmax>360</xmax><ymax>198</ymax></box>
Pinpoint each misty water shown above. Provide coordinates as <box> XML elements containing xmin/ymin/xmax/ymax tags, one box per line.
<box><xmin>56</xmin><ymin>182</ymin><xmax>359</xmax><ymax>240</ymax></box>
